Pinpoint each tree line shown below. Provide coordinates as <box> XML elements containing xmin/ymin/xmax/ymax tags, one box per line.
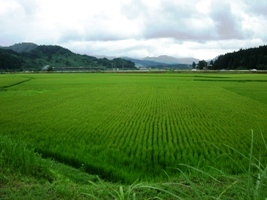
<box><xmin>192</xmin><ymin>45</ymin><xmax>267</xmax><ymax>70</ymax></box>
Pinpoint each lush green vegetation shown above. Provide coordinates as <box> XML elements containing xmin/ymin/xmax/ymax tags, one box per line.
<box><xmin>213</xmin><ymin>45</ymin><xmax>267</xmax><ymax>70</ymax></box>
<box><xmin>1</xmin><ymin>132</ymin><xmax>266</xmax><ymax>199</ymax></box>
<box><xmin>0</xmin><ymin>43</ymin><xmax>136</xmax><ymax>71</ymax></box>
<box><xmin>0</xmin><ymin>73</ymin><xmax>267</xmax><ymax>185</ymax></box>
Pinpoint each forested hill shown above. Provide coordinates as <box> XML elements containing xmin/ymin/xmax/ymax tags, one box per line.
<box><xmin>213</xmin><ymin>45</ymin><xmax>267</xmax><ymax>70</ymax></box>
<box><xmin>0</xmin><ymin>43</ymin><xmax>136</xmax><ymax>71</ymax></box>
<box><xmin>1</xmin><ymin>42</ymin><xmax>38</xmax><ymax>53</ymax></box>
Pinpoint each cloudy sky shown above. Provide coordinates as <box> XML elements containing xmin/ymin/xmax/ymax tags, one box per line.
<box><xmin>0</xmin><ymin>0</ymin><xmax>266</xmax><ymax>59</ymax></box>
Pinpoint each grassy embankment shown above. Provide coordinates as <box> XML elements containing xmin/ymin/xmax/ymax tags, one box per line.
<box><xmin>1</xmin><ymin>132</ymin><xmax>266</xmax><ymax>199</ymax></box>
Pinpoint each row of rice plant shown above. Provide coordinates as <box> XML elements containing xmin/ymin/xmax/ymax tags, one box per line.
<box><xmin>0</xmin><ymin>73</ymin><xmax>267</xmax><ymax>182</ymax></box>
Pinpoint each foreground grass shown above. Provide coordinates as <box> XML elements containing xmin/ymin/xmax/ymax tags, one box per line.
<box><xmin>1</xmin><ymin>133</ymin><xmax>266</xmax><ymax>200</ymax></box>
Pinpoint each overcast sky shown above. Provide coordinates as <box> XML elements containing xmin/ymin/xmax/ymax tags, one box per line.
<box><xmin>0</xmin><ymin>0</ymin><xmax>266</xmax><ymax>59</ymax></box>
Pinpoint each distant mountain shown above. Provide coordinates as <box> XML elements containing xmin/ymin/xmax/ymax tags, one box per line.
<box><xmin>144</xmin><ymin>55</ymin><xmax>199</xmax><ymax>65</ymax></box>
<box><xmin>121</xmin><ymin>55</ymin><xmax>198</xmax><ymax>69</ymax></box>
<box><xmin>93</xmin><ymin>55</ymin><xmax>117</xmax><ymax>60</ymax></box>
<box><xmin>0</xmin><ymin>49</ymin><xmax>24</xmax><ymax>70</ymax></box>
<box><xmin>0</xmin><ymin>43</ymin><xmax>136</xmax><ymax>71</ymax></box>
<box><xmin>176</xmin><ymin>57</ymin><xmax>200</xmax><ymax>64</ymax></box>
<box><xmin>121</xmin><ymin>57</ymin><xmax>189</xmax><ymax>69</ymax></box>
<box><xmin>122</xmin><ymin>57</ymin><xmax>167</xmax><ymax>67</ymax></box>
<box><xmin>1</xmin><ymin>42</ymin><xmax>38</xmax><ymax>53</ymax></box>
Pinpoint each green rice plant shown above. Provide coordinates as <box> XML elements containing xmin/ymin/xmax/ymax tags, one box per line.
<box><xmin>0</xmin><ymin>74</ymin><xmax>30</xmax><ymax>89</ymax></box>
<box><xmin>165</xmin><ymin>130</ymin><xmax>267</xmax><ymax>200</ymax></box>
<box><xmin>1</xmin><ymin>73</ymin><xmax>267</xmax><ymax>182</ymax></box>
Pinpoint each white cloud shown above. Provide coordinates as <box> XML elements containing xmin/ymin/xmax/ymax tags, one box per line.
<box><xmin>0</xmin><ymin>0</ymin><xmax>266</xmax><ymax>59</ymax></box>
<box><xmin>245</xmin><ymin>0</ymin><xmax>267</xmax><ymax>17</ymax></box>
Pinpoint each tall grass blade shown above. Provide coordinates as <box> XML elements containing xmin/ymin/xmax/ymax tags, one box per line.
<box><xmin>247</xmin><ymin>130</ymin><xmax>254</xmax><ymax>197</ymax></box>
<box><xmin>175</xmin><ymin>167</ymin><xmax>202</xmax><ymax>199</ymax></box>
<box><xmin>216</xmin><ymin>180</ymin><xmax>238</xmax><ymax>200</ymax></box>
<box><xmin>176</xmin><ymin>164</ymin><xmax>219</xmax><ymax>182</ymax></box>
<box><xmin>139</xmin><ymin>185</ymin><xmax>184</xmax><ymax>200</ymax></box>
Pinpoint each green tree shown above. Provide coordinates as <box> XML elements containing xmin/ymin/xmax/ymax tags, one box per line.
<box><xmin>198</xmin><ymin>60</ymin><xmax>207</xmax><ymax>70</ymax></box>
<box><xmin>47</xmin><ymin>66</ymin><xmax>53</xmax><ymax>71</ymax></box>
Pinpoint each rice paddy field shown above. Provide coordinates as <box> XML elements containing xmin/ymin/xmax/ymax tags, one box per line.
<box><xmin>0</xmin><ymin>72</ymin><xmax>267</xmax><ymax>183</ymax></box>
